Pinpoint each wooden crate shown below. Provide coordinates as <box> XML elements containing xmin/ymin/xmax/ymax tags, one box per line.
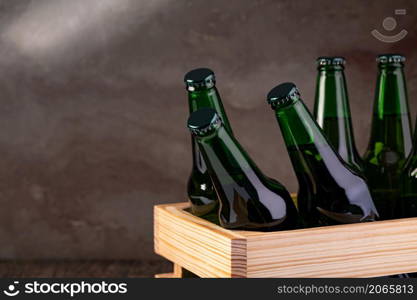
<box><xmin>154</xmin><ymin>264</ymin><xmax>184</xmax><ymax>278</ymax></box>
<box><xmin>154</xmin><ymin>202</ymin><xmax>417</xmax><ymax>278</ymax></box>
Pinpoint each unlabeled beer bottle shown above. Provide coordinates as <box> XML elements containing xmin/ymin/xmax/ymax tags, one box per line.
<box><xmin>313</xmin><ymin>57</ymin><xmax>364</xmax><ymax>172</ymax></box>
<box><xmin>267</xmin><ymin>82</ymin><xmax>378</xmax><ymax>227</ymax></box>
<box><xmin>400</xmin><ymin>119</ymin><xmax>417</xmax><ymax>218</ymax></box>
<box><xmin>363</xmin><ymin>54</ymin><xmax>413</xmax><ymax>220</ymax></box>
<box><xmin>187</xmin><ymin>108</ymin><xmax>298</xmax><ymax>231</ymax></box>
<box><xmin>185</xmin><ymin>68</ymin><xmax>233</xmax><ymax>223</ymax></box>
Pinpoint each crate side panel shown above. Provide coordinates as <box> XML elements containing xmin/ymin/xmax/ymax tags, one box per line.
<box><xmin>245</xmin><ymin>218</ymin><xmax>417</xmax><ymax>277</ymax></box>
<box><xmin>154</xmin><ymin>204</ymin><xmax>246</xmax><ymax>278</ymax></box>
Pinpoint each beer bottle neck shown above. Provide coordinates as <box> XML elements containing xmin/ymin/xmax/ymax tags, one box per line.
<box><xmin>374</xmin><ymin>65</ymin><xmax>409</xmax><ymax>116</ymax></box>
<box><xmin>188</xmin><ymin>86</ymin><xmax>233</xmax><ymax>172</ymax></box>
<box><xmin>188</xmin><ymin>87</ymin><xmax>233</xmax><ymax>134</ymax></box>
<box><xmin>314</xmin><ymin>67</ymin><xmax>350</xmax><ymax>120</ymax></box>
<box><xmin>191</xmin><ymin>138</ymin><xmax>207</xmax><ymax>173</ymax></box>
<box><xmin>196</xmin><ymin>126</ymin><xmax>266</xmax><ymax>184</ymax></box>
<box><xmin>276</xmin><ymin>99</ymin><xmax>328</xmax><ymax>148</ymax></box>
<box><xmin>367</xmin><ymin>65</ymin><xmax>412</xmax><ymax>153</ymax></box>
<box><xmin>314</xmin><ymin>67</ymin><xmax>362</xmax><ymax>170</ymax></box>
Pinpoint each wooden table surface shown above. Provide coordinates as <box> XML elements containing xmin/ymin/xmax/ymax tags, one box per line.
<box><xmin>0</xmin><ymin>260</ymin><xmax>171</xmax><ymax>278</ymax></box>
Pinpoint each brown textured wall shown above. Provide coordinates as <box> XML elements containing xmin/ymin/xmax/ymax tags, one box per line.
<box><xmin>0</xmin><ymin>0</ymin><xmax>416</xmax><ymax>260</ymax></box>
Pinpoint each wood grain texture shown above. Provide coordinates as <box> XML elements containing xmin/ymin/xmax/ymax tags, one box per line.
<box><xmin>154</xmin><ymin>202</ymin><xmax>417</xmax><ymax>278</ymax></box>
<box><xmin>155</xmin><ymin>273</ymin><xmax>178</xmax><ymax>278</ymax></box>
<box><xmin>173</xmin><ymin>263</ymin><xmax>183</xmax><ymax>277</ymax></box>
<box><xmin>154</xmin><ymin>203</ymin><xmax>246</xmax><ymax>277</ymax></box>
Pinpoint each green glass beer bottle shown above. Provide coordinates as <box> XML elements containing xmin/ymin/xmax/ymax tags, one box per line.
<box><xmin>399</xmin><ymin>119</ymin><xmax>417</xmax><ymax>218</ymax></box>
<box><xmin>267</xmin><ymin>82</ymin><xmax>378</xmax><ymax>227</ymax></box>
<box><xmin>185</xmin><ymin>68</ymin><xmax>233</xmax><ymax>223</ymax></box>
<box><xmin>187</xmin><ymin>108</ymin><xmax>298</xmax><ymax>231</ymax></box>
<box><xmin>363</xmin><ymin>54</ymin><xmax>413</xmax><ymax>220</ymax></box>
<box><xmin>313</xmin><ymin>57</ymin><xmax>364</xmax><ymax>172</ymax></box>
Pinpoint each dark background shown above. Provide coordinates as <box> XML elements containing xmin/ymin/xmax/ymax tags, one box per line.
<box><xmin>0</xmin><ymin>0</ymin><xmax>416</xmax><ymax>274</ymax></box>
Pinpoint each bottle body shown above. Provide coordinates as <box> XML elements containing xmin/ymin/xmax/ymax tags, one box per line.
<box><xmin>269</xmin><ymin>83</ymin><xmax>378</xmax><ymax>228</ymax></box>
<box><xmin>363</xmin><ymin>57</ymin><xmax>412</xmax><ymax>220</ymax></box>
<box><xmin>313</xmin><ymin>58</ymin><xmax>364</xmax><ymax>172</ymax></box>
<box><xmin>398</xmin><ymin>132</ymin><xmax>417</xmax><ymax>278</ymax></box>
<box><xmin>185</xmin><ymin>69</ymin><xmax>233</xmax><ymax>223</ymax></box>
<box><xmin>187</xmin><ymin>139</ymin><xmax>218</xmax><ymax>223</ymax></box>
<box><xmin>188</xmin><ymin>109</ymin><xmax>298</xmax><ymax>231</ymax></box>
<box><xmin>399</xmin><ymin>122</ymin><xmax>417</xmax><ymax>218</ymax></box>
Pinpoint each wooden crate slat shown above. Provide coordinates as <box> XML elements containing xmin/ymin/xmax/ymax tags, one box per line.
<box><xmin>173</xmin><ymin>263</ymin><xmax>183</xmax><ymax>277</ymax></box>
<box><xmin>154</xmin><ymin>273</ymin><xmax>178</xmax><ymax>278</ymax></box>
<box><xmin>245</xmin><ymin>217</ymin><xmax>417</xmax><ymax>277</ymax></box>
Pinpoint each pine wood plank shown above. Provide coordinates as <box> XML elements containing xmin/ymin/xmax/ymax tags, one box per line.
<box><xmin>173</xmin><ymin>263</ymin><xmax>183</xmax><ymax>277</ymax></box>
<box><xmin>154</xmin><ymin>273</ymin><xmax>178</xmax><ymax>278</ymax></box>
